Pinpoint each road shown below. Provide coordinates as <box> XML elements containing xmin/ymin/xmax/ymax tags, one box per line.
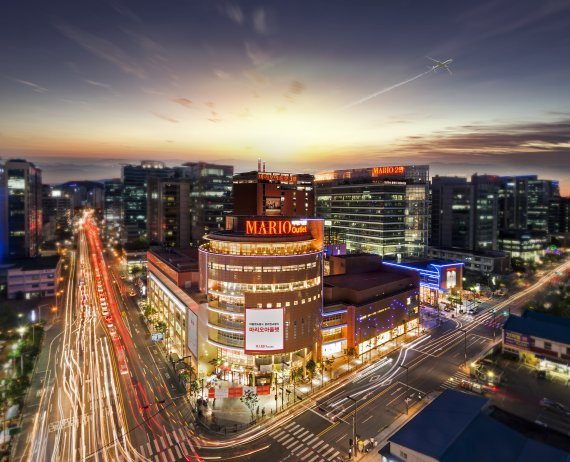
<box><xmin>14</xmin><ymin>222</ymin><xmax>568</xmax><ymax>462</ymax></box>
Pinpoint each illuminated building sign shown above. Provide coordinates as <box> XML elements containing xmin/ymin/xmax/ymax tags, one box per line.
<box><xmin>245</xmin><ymin>220</ymin><xmax>308</xmax><ymax>235</ymax></box>
<box><xmin>504</xmin><ymin>331</ymin><xmax>530</xmax><ymax>349</ymax></box>
<box><xmin>258</xmin><ymin>173</ymin><xmax>297</xmax><ymax>183</ymax></box>
<box><xmin>371</xmin><ymin>166</ymin><xmax>405</xmax><ymax>176</ymax></box>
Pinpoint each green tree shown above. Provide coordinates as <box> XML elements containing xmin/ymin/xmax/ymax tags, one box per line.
<box><xmin>240</xmin><ymin>389</ymin><xmax>259</xmax><ymax>422</ymax></box>
<box><xmin>345</xmin><ymin>347</ymin><xmax>357</xmax><ymax>371</ymax></box>
<box><xmin>306</xmin><ymin>359</ymin><xmax>317</xmax><ymax>393</ymax></box>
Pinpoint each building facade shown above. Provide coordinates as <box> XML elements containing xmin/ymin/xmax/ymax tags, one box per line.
<box><xmin>6</xmin><ymin>256</ymin><xmax>61</xmax><ymax>299</ymax></box>
<box><xmin>2</xmin><ymin>159</ymin><xmax>43</xmax><ymax>258</ymax></box>
<box><xmin>103</xmin><ymin>179</ymin><xmax>122</xmax><ymax>242</ymax></box>
<box><xmin>179</xmin><ymin>162</ymin><xmax>233</xmax><ymax>244</ymax></box>
<box><xmin>321</xmin><ymin>254</ymin><xmax>420</xmax><ymax>359</ymax></box>
<box><xmin>471</xmin><ymin>174</ymin><xmax>500</xmax><ymax>251</ymax></box>
<box><xmin>428</xmin><ymin>247</ymin><xmax>511</xmax><ymax>274</ymax></box>
<box><xmin>233</xmin><ymin>168</ymin><xmax>314</xmax><ymax>218</ymax></box>
<box><xmin>498</xmin><ymin>230</ymin><xmax>547</xmax><ymax>261</ymax></box>
<box><xmin>147</xmin><ymin>178</ymin><xmax>191</xmax><ymax>248</ymax></box>
<box><xmin>121</xmin><ymin>161</ymin><xmax>176</xmax><ymax>243</ymax></box>
<box><xmin>199</xmin><ymin>216</ymin><xmax>324</xmax><ymax>385</ymax></box>
<box><xmin>316</xmin><ymin>165</ymin><xmax>429</xmax><ymax>258</ymax></box>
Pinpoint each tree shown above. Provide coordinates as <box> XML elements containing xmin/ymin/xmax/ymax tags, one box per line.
<box><xmin>240</xmin><ymin>389</ymin><xmax>259</xmax><ymax>422</ymax></box>
<box><xmin>154</xmin><ymin>320</ymin><xmax>167</xmax><ymax>334</ymax></box>
<box><xmin>345</xmin><ymin>347</ymin><xmax>357</xmax><ymax>371</ymax></box>
<box><xmin>306</xmin><ymin>359</ymin><xmax>317</xmax><ymax>393</ymax></box>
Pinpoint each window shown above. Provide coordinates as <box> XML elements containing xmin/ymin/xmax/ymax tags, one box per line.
<box><xmin>294</xmin><ymin>300</ymin><xmax>298</xmax><ymax>306</ymax></box>
<box><xmin>544</xmin><ymin>342</ymin><xmax>552</xmax><ymax>351</ymax></box>
<box><xmin>285</xmin><ymin>302</ymin><xmax>290</xmax><ymax>307</ymax></box>
<box><xmin>276</xmin><ymin>303</ymin><xmax>282</xmax><ymax>308</ymax></box>
<box><xmin>257</xmin><ymin>303</ymin><xmax>262</xmax><ymax>308</ymax></box>
<box><xmin>267</xmin><ymin>303</ymin><xmax>272</xmax><ymax>308</ymax></box>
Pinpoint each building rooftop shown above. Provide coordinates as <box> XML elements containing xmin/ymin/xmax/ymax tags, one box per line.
<box><xmin>149</xmin><ymin>247</ymin><xmax>199</xmax><ymax>272</ymax></box>
<box><xmin>384</xmin><ymin>258</ymin><xmax>463</xmax><ymax>273</ymax></box>
<box><xmin>430</xmin><ymin>247</ymin><xmax>510</xmax><ymax>258</ymax></box>
<box><xmin>6</xmin><ymin>256</ymin><xmax>60</xmax><ymax>271</ymax></box>
<box><xmin>388</xmin><ymin>390</ymin><xmax>570</xmax><ymax>462</ymax></box>
<box><xmin>504</xmin><ymin>310</ymin><xmax>570</xmax><ymax>345</ymax></box>
<box><xmin>324</xmin><ymin>270</ymin><xmax>408</xmax><ymax>291</ymax></box>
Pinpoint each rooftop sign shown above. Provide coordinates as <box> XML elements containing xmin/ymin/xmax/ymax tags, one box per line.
<box><xmin>257</xmin><ymin>173</ymin><xmax>297</xmax><ymax>183</ymax></box>
<box><xmin>245</xmin><ymin>220</ymin><xmax>308</xmax><ymax>235</ymax></box>
<box><xmin>372</xmin><ymin>166</ymin><xmax>405</xmax><ymax>176</ymax></box>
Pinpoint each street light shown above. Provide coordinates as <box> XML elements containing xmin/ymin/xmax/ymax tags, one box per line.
<box><xmin>399</xmin><ymin>364</ymin><xmax>409</xmax><ymax>414</ymax></box>
<box><xmin>347</xmin><ymin>395</ymin><xmax>358</xmax><ymax>459</ymax></box>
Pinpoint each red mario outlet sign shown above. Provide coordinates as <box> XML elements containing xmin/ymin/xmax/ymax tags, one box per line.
<box><xmin>245</xmin><ymin>220</ymin><xmax>308</xmax><ymax>235</ymax></box>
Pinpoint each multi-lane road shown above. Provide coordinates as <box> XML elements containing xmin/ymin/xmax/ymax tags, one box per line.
<box><xmin>12</xmin><ymin>216</ymin><xmax>569</xmax><ymax>461</ymax></box>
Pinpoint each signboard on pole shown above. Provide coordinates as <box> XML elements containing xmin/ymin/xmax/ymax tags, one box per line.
<box><xmin>151</xmin><ymin>332</ymin><xmax>164</xmax><ymax>342</ymax></box>
<box><xmin>245</xmin><ymin>308</ymin><xmax>284</xmax><ymax>353</ymax></box>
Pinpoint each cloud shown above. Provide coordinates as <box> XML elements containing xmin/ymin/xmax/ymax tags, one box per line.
<box><xmin>244</xmin><ymin>41</ymin><xmax>274</xmax><ymax>69</ymax></box>
<box><xmin>285</xmin><ymin>80</ymin><xmax>305</xmax><ymax>102</ymax></box>
<box><xmin>253</xmin><ymin>8</ymin><xmax>269</xmax><ymax>34</ymax></box>
<box><xmin>84</xmin><ymin>79</ymin><xmax>112</xmax><ymax>90</ymax></box>
<box><xmin>55</xmin><ymin>22</ymin><xmax>147</xmax><ymax>79</ymax></box>
<box><xmin>172</xmin><ymin>97</ymin><xmax>193</xmax><ymax>108</ymax></box>
<box><xmin>220</xmin><ymin>2</ymin><xmax>244</xmax><ymax>25</ymax></box>
<box><xmin>214</xmin><ymin>69</ymin><xmax>230</xmax><ymax>80</ymax></box>
<box><xmin>107</xmin><ymin>0</ymin><xmax>143</xmax><ymax>24</ymax></box>
<box><xmin>151</xmin><ymin>112</ymin><xmax>179</xmax><ymax>123</ymax></box>
<box><xmin>9</xmin><ymin>78</ymin><xmax>48</xmax><ymax>93</ymax></box>
<box><xmin>208</xmin><ymin>110</ymin><xmax>222</xmax><ymax>123</ymax></box>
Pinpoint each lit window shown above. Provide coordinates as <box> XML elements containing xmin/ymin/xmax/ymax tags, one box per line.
<box><xmin>276</xmin><ymin>303</ymin><xmax>282</xmax><ymax>308</ymax></box>
<box><xmin>285</xmin><ymin>302</ymin><xmax>290</xmax><ymax>307</ymax></box>
<box><xmin>267</xmin><ymin>303</ymin><xmax>272</xmax><ymax>308</ymax></box>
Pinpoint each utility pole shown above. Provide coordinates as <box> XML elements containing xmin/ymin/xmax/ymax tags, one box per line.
<box><xmin>399</xmin><ymin>364</ymin><xmax>409</xmax><ymax>414</ymax></box>
<box><xmin>347</xmin><ymin>395</ymin><xmax>357</xmax><ymax>459</ymax></box>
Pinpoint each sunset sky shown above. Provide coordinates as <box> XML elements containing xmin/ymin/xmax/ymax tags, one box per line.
<box><xmin>1</xmin><ymin>0</ymin><xmax>569</xmax><ymax>192</ymax></box>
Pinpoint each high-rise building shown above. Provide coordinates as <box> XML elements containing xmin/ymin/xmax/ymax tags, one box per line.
<box><xmin>103</xmin><ymin>179</ymin><xmax>122</xmax><ymax>242</ymax></box>
<box><xmin>559</xmin><ymin>196</ymin><xmax>570</xmax><ymax>234</ymax></box>
<box><xmin>316</xmin><ymin>165</ymin><xmax>429</xmax><ymax>258</ymax></box>
<box><xmin>430</xmin><ymin>176</ymin><xmax>473</xmax><ymax>250</ymax></box>
<box><xmin>179</xmin><ymin>162</ymin><xmax>233</xmax><ymax>244</ymax></box>
<box><xmin>41</xmin><ymin>184</ymin><xmax>72</xmax><ymax>242</ymax></box>
<box><xmin>233</xmin><ymin>164</ymin><xmax>314</xmax><ymax>218</ymax></box>
<box><xmin>471</xmin><ymin>174</ymin><xmax>500</xmax><ymax>251</ymax></box>
<box><xmin>147</xmin><ymin>178</ymin><xmax>191</xmax><ymax>248</ymax></box>
<box><xmin>498</xmin><ymin>176</ymin><xmax>560</xmax><ymax>234</ymax></box>
<box><xmin>0</xmin><ymin>163</ymin><xmax>7</xmax><ymax>261</ymax></box>
<box><xmin>121</xmin><ymin>161</ymin><xmax>176</xmax><ymax>243</ymax></box>
<box><xmin>2</xmin><ymin>159</ymin><xmax>42</xmax><ymax>258</ymax></box>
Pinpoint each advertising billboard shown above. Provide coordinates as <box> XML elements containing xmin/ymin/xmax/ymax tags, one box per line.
<box><xmin>504</xmin><ymin>331</ymin><xmax>531</xmax><ymax>349</ymax></box>
<box><xmin>245</xmin><ymin>308</ymin><xmax>284</xmax><ymax>353</ymax></box>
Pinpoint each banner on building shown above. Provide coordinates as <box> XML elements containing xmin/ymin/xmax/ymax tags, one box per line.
<box><xmin>207</xmin><ymin>385</ymin><xmax>271</xmax><ymax>399</ymax></box>
<box><xmin>245</xmin><ymin>308</ymin><xmax>284</xmax><ymax>353</ymax></box>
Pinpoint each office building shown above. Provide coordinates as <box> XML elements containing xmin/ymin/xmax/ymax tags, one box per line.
<box><xmin>380</xmin><ymin>389</ymin><xmax>570</xmax><ymax>462</ymax></box>
<box><xmin>147</xmin><ymin>177</ymin><xmax>191</xmax><ymax>248</ymax></box>
<box><xmin>499</xmin><ymin>176</ymin><xmax>560</xmax><ymax>234</ymax></box>
<box><xmin>0</xmin><ymin>163</ymin><xmax>7</xmax><ymax>261</ymax></box>
<box><xmin>2</xmin><ymin>159</ymin><xmax>43</xmax><ymax>258</ymax></box>
<box><xmin>316</xmin><ymin>165</ymin><xmax>429</xmax><ymax>258</ymax></box>
<box><xmin>121</xmin><ymin>161</ymin><xmax>176</xmax><ymax>243</ymax></box>
<box><xmin>321</xmin><ymin>254</ymin><xmax>420</xmax><ymax>358</ymax></box>
<box><xmin>428</xmin><ymin>247</ymin><xmax>511</xmax><ymax>274</ymax></box>
<box><xmin>559</xmin><ymin>197</ymin><xmax>570</xmax><ymax>234</ymax></box>
<box><xmin>42</xmin><ymin>185</ymin><xmax>73</xmax><ymax>242</ymax></box>
<box><xmin>198</xmin><ymin>216</ymin><xmax>324</xmax><ymax>385</ymax></box>
<box><xmin>430</xmin><ymin>176</ymin><xmax>472</xmax><ymax>249</ymax></box>
<box><xmin>179</xmin><ymin>162</ymin><xmax>233</xmax><ymax>244</ymax></box>
<box><xmin>471</xmin><ymin>174</ymin><xmax>500</xmax><ymax>251</ymax></box>
<box><xmin>5</xmin><ymin>255</ymin><xmax>61</xmax><ymax>300</ymax></box>
<box><xmin>103</xmin><ymin>179</ymin><xmax>122</xmax><ymax>242</ymax></box>
<box><xmin>233</xmin><ymin>163</ymin><xmax>314</xmax><ymax>217</ymax></box>
<box><xmin>498</xmin><ymin>229</ymin><xmax>547</xmax><ymax>262</ymax></box>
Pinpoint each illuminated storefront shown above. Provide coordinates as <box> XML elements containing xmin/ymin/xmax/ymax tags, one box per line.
<box><xmin>199</xmin><ymin>216</ymin><xmax>324</xmax><ymax>385</ymax></box>
<box><xmin>383</xmin><ymin>260</ymin><xmax>464</xmax><ymax>307</ymax></box>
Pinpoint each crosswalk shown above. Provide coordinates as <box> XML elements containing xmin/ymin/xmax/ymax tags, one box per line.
<box><xmin>441</xmin><ymin>370</ymin><xmax>470</xmax><ymax>390</ymax></box>
<box><xmin>269</xmin><ymin>421</ymin><xmax>343</xmax><ymax>462</ymax></box>
<box><xmin>137</xmin><ymin>427</ymin><xmax>196</xmax><ymax>461</ymax></box>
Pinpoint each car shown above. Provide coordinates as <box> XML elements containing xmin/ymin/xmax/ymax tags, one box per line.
<box><xmin>102</xmin><ymin>309</ymin><xmax>109</xmax><ymax>316</ymax></box>
<box><xmin>539</xmin><ymin>398</ymin><xmax>570</xmax><ymax>415</ymax></box>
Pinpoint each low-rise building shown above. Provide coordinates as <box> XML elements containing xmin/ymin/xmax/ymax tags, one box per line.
<box><xmin>147</xmin><ymin>247</ymin><xmax>208</xmax><ymax>374</ymax></box>
<box><xmin>498</xmin><ymin>229</ymin><xmax>547</xmax><ymax>262</ymax></box>
<box><xmin>428</xmin><ymin>247</ymin><xmax>511</xmax><ymax>274</ymax></box>
<box><xmin>503</xmin><ymin>310</ymin><xmax>570</xmax><ymax>377</ymax></box>
<box><xmin>322</xmin><ymin>254</ymin><xmax>420</xmax><ymax>358</ymax></box>
<box><xmin>5</xmin><ymin>256</ymin><xmax>61</xmax><ymax>299</ymax></box>
<box><xmin>380</xmin><ymin>389</ymin><xmax>570</xmax><ymax>462</ymax></box>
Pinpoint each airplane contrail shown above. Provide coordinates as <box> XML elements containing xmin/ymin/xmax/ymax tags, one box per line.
<box><xmin>343</xmin><ymin>68</ymin><xmax>433</xmax><ymax>110</ymax></box>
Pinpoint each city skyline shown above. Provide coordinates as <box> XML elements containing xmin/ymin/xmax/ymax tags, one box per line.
<box><xmin>1</xmin><ymin>0</ymin><xmax>569</xmax><ymax>192</ymax></box>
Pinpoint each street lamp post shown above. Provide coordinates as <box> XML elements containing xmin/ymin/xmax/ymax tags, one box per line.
<box><xmin>347</xmin><ymin>395</ymin><xmax>358</xmax><ymax>459</ymax></box>
<box><xmin>459</xmin><ymin>328</ymin><xmax>467</xmax><ymax>365</ymax></box>
<box><xmin>399</xmin><ymin>364</ymin><xmax>409</xmax><ymax>414</ymax></box>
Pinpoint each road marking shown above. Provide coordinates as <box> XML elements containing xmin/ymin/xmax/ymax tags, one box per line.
<box><xmin>308</xmin><ymin>455</ymin><xmax>320</xmax><ymax>462</ymax></box>
<box><xmin>153</xmin><ymin>439</ymin><xmax>160</xmax><ymax>452</ymax></box>
<box><xmin>322</xmin><ymin>447</ymin><xmax>335</xmax><ymax>457</ymax></box>
<box><xmin>298</xmin><ymin>429</ymin><xmax>310</xmax><ymax>439</ymax></box>
<box><xmin>285</xmin><ymin>421</ymin><xmax>298</xmax><ymax>430</ymax></box>
<box><xmin>312</xmin><ymin>440</ymin><xmax>324</xmax><ymax>449</ymax></box>
<box><xmin>166</xmin><ymin>433</ymin><xmax>173</xmax><ymax>446</ymax></box>
<box><xmin>166</xmin><ymin>448</ymin><xmax>174</xmax><ymax>460</ymax></box>
<box><xmin>306</xmin><ymin>435</ymin><xmax>319</xmax><ymax>445</ymax></box>
<box><xmin>146</xmin><ymin>442</ymin><xmax>152</xmax><ymax>455</ymax></box>
<box><xmin>281</xmin><ymin>436</ymin><xmax>296</xmax><ymax>447</ymax></box>
<box><xmin>174</xmin><ymin>445</ymin><xmax>182</xmax><ymax>458</ymax></box>
<box><xmin>362</xmin><ymin>415</ymin><xmax>374</xmax><ymax>424</ymax></box>
<box><xmin>292</xmin><ymin>427</ymin><xmax>305</xmax><ymax>436</ymax></box>
<box><xmin>275</xmin><ymin>432</ymin><xmax>290</xmax><ymax>443</ymax></box>
<box><xmin>296</xmin><ymin>447</ymin><xmax>310</xmax><ymax>456</ymax></box>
